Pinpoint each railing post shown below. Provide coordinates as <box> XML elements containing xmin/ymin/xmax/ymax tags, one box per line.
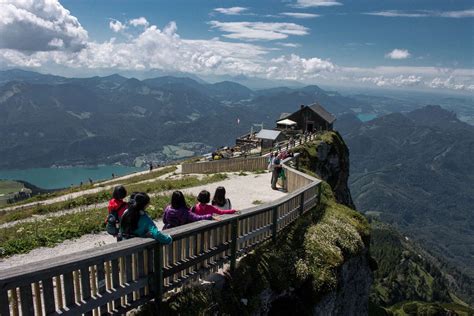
<box><xmin>230</xmin><ymin>219</ymin><xmax>238</xmax><ymax>273</ymax></box>
<box><xmin>153</xmin><ymin>244</ymin><xmax>164</xmax><ymax>309</ymax></box>
<box><xmin>272</xmin><ymin>207</ymin><xmax>278</xmax><ymax>243</ymax></box>
<box><xmin>300</xmin><ymin>192</ymin><xmax>305</xmax><ymax>215</ymax></box>
<box><xmin>0</xmin><ymin>288</ymin><xmax>9</xmax><ymax>316</ymax></box>
<box><xmin>317</xmin><ymin>183</ymin><xmax>322</xmax><ymax>204</ymax></box>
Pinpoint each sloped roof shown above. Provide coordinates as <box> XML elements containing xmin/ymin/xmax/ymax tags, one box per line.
<box><xmin>279</xmin><ymin>112</ymin><xmax>291</xmax><ymax>120</ymax></box>
<box><xmin>255</xmin><ymin>129</ymin><xmax>281</xmax><ymax>140</ymax></box>
<box><xmin>309</xmin><ymin>104</ymin><xmax>336</xmax><ymax>124</ymax></box>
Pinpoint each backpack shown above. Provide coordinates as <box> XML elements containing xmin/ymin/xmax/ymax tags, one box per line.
<box><xmin>106</xmin><ymin>213</ymin><xmax>119</xmax><ymax>236</ymax></box>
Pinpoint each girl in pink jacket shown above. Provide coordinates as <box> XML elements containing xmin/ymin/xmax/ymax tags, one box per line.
<box><xmin>192</xmin><ymin>190</ymin><xmax>237</xmax><ymax>216</ymax></box>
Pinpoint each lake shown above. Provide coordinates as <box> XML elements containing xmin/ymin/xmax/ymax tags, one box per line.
<box><xmin>0</xmin><ymin>165</ymin><xmax>145</xmax><ymax>190</ymax></box>
<box><xmin>357</xmin><ymin>113</ymin><xmax>377</xmax><ymax>122</ymax></box>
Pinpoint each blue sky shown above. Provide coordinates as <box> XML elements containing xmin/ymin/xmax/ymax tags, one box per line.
<box><xmin>0</xmin><ymin>0</ymin><xmax>473</xmax><ymax>92</ymax></box>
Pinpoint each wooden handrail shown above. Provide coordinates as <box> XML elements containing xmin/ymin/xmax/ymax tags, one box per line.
<box><xmin>0</xmin><ymin>153</ymin><xmax>321</xmax><ymax>316</ymax></box>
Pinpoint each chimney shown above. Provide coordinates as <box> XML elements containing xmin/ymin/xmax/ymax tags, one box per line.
<box><xmin>300</xmin><ymin>104</ymin><xmax>305</xmax><ymax>110</ymax></box>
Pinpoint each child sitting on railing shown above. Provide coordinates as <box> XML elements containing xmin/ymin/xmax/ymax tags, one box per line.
<box><xmin>119</xmin><ymin>192</ymin><xmax>172</xmax><ymax>244</ymax></box>
<box><xmin>192</xmin><ymin>190</ymin><xmax>237</xmax><ymax>216</ymax></box>
<box><xmin>163</xmin><ymin>191</ymin><xmax>215</xmax><ymax>229</ymax></box>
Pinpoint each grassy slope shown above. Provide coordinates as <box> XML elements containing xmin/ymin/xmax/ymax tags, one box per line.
<box><xmin>0</xmin><ymin>180</ymin><xmax>23</xmax><ymax>195</ymax></box>
<box><xmin>0</xmin><ymin>173</ymin><xmax>227</xmax><ymax>257</ymax></box>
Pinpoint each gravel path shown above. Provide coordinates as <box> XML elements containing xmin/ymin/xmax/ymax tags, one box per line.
<box><xmin>0</xmin><ymin>171</ymin><xmax>286</xmax><ymax>270</ymax></box>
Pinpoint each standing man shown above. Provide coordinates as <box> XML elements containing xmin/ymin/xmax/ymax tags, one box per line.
<box><xmin>271</xmin><ymin>153</ymin><xmax>282</xmax><ymax>190</ymax></box>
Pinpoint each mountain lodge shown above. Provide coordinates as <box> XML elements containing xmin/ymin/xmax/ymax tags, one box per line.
<box><xmin>276</xmin><ymin>103</ymin><xmax>336</xmax><ymax>132</ymax></box>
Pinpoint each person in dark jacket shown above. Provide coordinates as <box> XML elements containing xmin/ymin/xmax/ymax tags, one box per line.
<box><xmin>119</xmin><ymin>192</ymin><xmax>172</xmax><ymax>244</ymax></box>
<box><xmin>163</xmin><ymin>191</ymin><xmax>214</xmax><ymax>229</ymax></box>
<box><xmin>271</xmin><ymin>153</ymin><xmax>282</xmax><ymax>190</ymax></box>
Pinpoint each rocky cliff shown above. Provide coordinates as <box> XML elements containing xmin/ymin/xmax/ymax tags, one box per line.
<box><xmin>294</xmin><ymin>131</ymin><xmax>355</xmax><ymax>209</ymax></box>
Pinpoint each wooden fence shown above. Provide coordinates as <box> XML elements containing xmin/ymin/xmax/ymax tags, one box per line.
<box><xmin>0</xmin><ymin>154</ymin><xmax>321</xmax><ymax>316</ymax></box>
<box><xmin>182</xmin><ymin>156</ymin><xmax>267</xmax><ymax>174</ymax></box>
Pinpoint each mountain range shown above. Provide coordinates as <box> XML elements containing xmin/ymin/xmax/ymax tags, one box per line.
<box><xmin>0</xmin><ymin>69</ymin><xmax>366</xmax><ymax>169</ymax></box>
<box><xmin>336</xmin><ymin>106</ymin><xmax>474</xmax><ymax>305</ymax></box>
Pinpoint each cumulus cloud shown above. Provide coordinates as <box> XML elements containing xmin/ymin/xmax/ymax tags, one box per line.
<box><xmin>109</xmin><ymin>20</ymin><xmax>126</xmax><ymax>32</ymax></box>
<box><xmin>1</xmin><ymin>15</ymin><xmax>472</xmax><ymax>92</ymax></box>
<box><xmin>365</xmin><ymin>9</ymin><xmax>474</xmax><ymax>18</ymax></box>
<box><xmin>129</xmin><ymin>17</ymin><xmax>149</xmax><ymax>27</ymax></box>
<box><xmin>385</xmin><ymin>49</ymin><xmax>411</xmax><ymax>59</ymax></box>
<box><xmin>281</xmin><ymin>12</ymin><xmax>320</xmax><ymax>19</ymax></box>
<box><xmin>267</xmin><ymin>54</ymin><xmax>335</xmax><ymax>80</ymax></box>
<box><xmin>292</xmin><ymin>0</ymin><xmax>342</xmax><ymax>8</ymax></box>
<box><xmin>213</xmin><ymin>7</ymin><xmax>248</xmax><ymax>15</ymax></box>
<box><xmin>0</xmin><ymin>0</ymin><xmax>88</xmax><ymax>52</ymax></box>
<box><xmin>208</xmin><ymin>21</ymin><xmax>309</xmax><ymax>41</ymax></box>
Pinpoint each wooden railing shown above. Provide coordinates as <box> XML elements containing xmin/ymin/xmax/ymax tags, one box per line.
<box><xmin>182</xmin><ymin>156</ymin><xmax>267</xmax><ymax>174</ymax></box>
<box><xmin>0</xmin><ymin>154</ymin><xmax>321</xmax><ymax>316</ymax></box>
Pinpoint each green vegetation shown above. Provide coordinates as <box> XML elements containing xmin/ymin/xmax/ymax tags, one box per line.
<box><xmin>252</xmin><ymin>200</ymin><xmax>263</xmax><ymax>205</ymax></box>
<box><xmin>369</xmin><ymin>221</ymin><xmax>473</xmax><ymax>315</ymax></box>
<box><xmin>0</xmin><ymin>173</ymin><xmax>227</xmax><ymax>257</ymax></box>
<box><xmin>0</xmin><ymin>172</ymin><xmax>226</xmax><ymax>225</ymax></box>
<box><xmin>0</xmin><ymin>180</ymin><xmax>23</xmax><ymax>195</ymax></box>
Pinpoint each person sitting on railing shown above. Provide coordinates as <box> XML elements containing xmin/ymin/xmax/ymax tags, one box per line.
<box><xmin>163</xmin><ymin>191</ymin><xmax>215</xmax><ymax>229</ymax></box>
<box><xmin>119</xmin><ymin>192</ymin><xmax>172</xmax><ymax>244</ymax></box>
<box><xmin>211</xmin><ymin>186</ymin><xmax>232</xmax><ymax>210</ymax></box>
<box><xmin>192</xmin><ymin>190</ymin><xmax>237</xmax><ymax>216</ymax></box>
<box><xmin>106</xmin><ymin>185</ymin><xmax>129</xmax><ymax>239</ymax></box>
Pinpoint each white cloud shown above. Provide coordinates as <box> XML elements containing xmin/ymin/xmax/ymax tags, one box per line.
<box><xmin>208</xmin><ymin>21</ymin><xmax>309</xmax><ymax>41</ymax></box>
<box><xmin>0</xmin><ymin>0</ymin><xmax>88</xmax><ymax>52</ymax></box>
<box><xmin>359</xmin><ymin>75</ymin><xmax>422</xmax><ymax>87</ymax></box>
<box><xmin>281</xmin><ymin>12</ymin><xmax>321</xmax><ymax>19</ymax></box>
<box><xmin>439</xmin><ymin>9</ymin><xmax>474</xmax><ymax>18</ymax></box>
<box><xmin>365</xmin><ymin>10</ymin><xmax>474</xmax><ymax>18</ymax></box>
<box><xmin>277</xmin><ymin>42</ymin><xmax>302</xmax><ymax>48</ymax></box>
<box><xmin>385</xmin><ymin>49</ymin><xmax>411</xmax><ymax>60</ymax></box>
<box><xmin>214</xmin><ymin>7</ymin><xmax>248</xmax><ymax>15</ymax></box>
<box><xmin>129</xmin><ymin>17</ymin><xmax>149</xmax><ymax>27</ymax></box>
<box><xmin>1</xmin><ymin>15</ymin><xmax>472</xmax><ymax>93</ymax></box>
<box><xmin>268</xmin><ymin>54</ymin><xmax>335</xmax><ymax>80</ymax></box>
<box><xmin>292</xmin><ymin>0</ymin><xmax>342</xmax><ymax>8</ymax></box>
<box><xmin>109</xmin><ymin>20</ymin><xmax>126</xmax><ymax>32</ymax></box>
<box><xmin>428</xmin><ymin>76</ymin><xmax>474</xmax><ymax>91</ymax></box>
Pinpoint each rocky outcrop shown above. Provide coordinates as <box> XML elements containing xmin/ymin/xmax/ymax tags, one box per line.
<box><xmin>313</xmin><ymin>249</ymin><xmax>373</xmax><ymax>315</ymax></box>
<box><xmin>294</xmin><ymin>131</ymin><xmax>355</xmax><ymax>209</ymax></box>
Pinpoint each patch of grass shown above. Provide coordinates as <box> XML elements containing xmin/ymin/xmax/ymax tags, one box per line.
<box><xmin>0</xmin><ymin>180</ymin><xmax>24</xmax><ymax>195</ymax></box>
<box><xmin>252</xmin><ymin>200</ymin><xmax>263</xmax><ymax>205</ymax></box>
<box><xmin>237</xmin><ymin>171</ymin><xmax>248</xmax><ymax>176</ymax></box>
<box><xmin>0</xmin><ymin>193</ymin><xmax>197</xmax><ymax>258</ymax></box>
<box><xmin>0</xmin><ymin>173</ymin><xmax>228</xmax><ymax>225</ymax></box>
